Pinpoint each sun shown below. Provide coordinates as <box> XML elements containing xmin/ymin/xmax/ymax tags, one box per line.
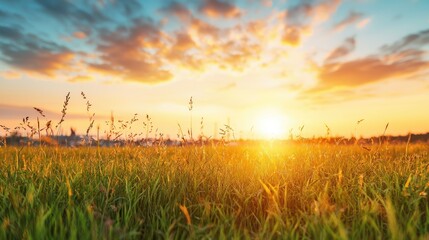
<box><xmin>255</xmin><ymin>111</ymin><xmax>288</xmax><ymax>139</ymax></box>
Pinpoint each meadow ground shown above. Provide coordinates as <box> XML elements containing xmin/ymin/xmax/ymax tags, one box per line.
<box><xmin>0</xmin><ymin>142</ymin><xmax>429</xmax><ymax>239</ymax></box>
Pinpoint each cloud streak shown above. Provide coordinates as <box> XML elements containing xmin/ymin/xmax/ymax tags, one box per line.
<box><xmin>318</xmin><ymin>56</ymin><xmax>428</xmax><ymax>90</ymax></box>
<box><xmin>332</xmin><ymin>11</ymin><xmax>364</xmax><ymax>31</ymax></box>
<box><xmin>381</xmin><ymin>29</ymin><xmax>429</xmax><ymax>54</ymax></box>
<box><xmin>325</xmin><ymin>37</ymin><xmax>356</xmax><ymax>63</ymax></box>
<box><xmin>160</xmin><ymin>1</ymin><xmax>192</xmax><ymax>22</ymax></box>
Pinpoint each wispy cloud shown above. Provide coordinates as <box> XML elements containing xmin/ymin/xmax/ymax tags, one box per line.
<box><xmin>308</xmin><ymin>28</ymin><xmax>429</xmax><ymax>93</ymax></box>
<box><xmin>218</xmin><ymin>82</ymin><xmax>236</xmax><ymax>91</ymax></box>
<box><xmin>356</xmin><ymin>18</ymin><xmax>371</xmax><ymax>29</ymax></box>
<box><xmin>199</xmin><ymin>0</ymin><xmax>242</xmax><ymax>19</ymax></box>
<box><xmin>68</xmin><ymin>75</ymin><xmax>92</xmax><ymax>83</ymax></box>
<box><xmin>0</xmin><ymin>70</ymin><xmax>21</xmax><ymax>80</ymax></box>
<box><xmin>160</xmin><ymin>1</ymin><xmax>192</xmax><ymax>22</ymax></box>
<box><xmin>73</xmin><ymin>31</ymin><xmax>87</xmax><ymax>39</ymax></box>
<box><xmin>332</xmin><ymin>11</ymin><xmax>365</xmax><ymax>31</ymax></box>
<box><xmin>381</xmin><ymin>29</ymin><xmax>429</xmax><ymax>54</ymax></box>
<box><xmin>317</xmin><ymin>55</ymin><xmax>428</xmax><ymax>90</ymax></box>
<box><xmin>35</xmin><ymin>0</ymin><xmax>110</xmax><ymax>26</ymax></box>
<box><xmin>325</xmin><ymin>36</ymin><xmax>356</xmax><ymax>63</ymax></box>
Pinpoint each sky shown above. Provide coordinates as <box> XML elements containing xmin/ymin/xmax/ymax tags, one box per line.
<box><xmin>0</xmin><ymin>0</ymin><xmax>428</xmax><ymax>139</ymax></box>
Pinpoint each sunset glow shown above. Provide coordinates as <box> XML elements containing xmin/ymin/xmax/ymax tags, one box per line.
<box><xmin>1</xmin><ymin>2</ymin><xmax>429</xmax><ymax>237</ymax></box>
<box><xmin>0</xmin><ymin>0</ymin><xmax>428</xmax><ymax>138</ymax></box>
<box><xmin>256</xmin><ymin>110</ymin><xmax>288</xmax><ymax>139</ymax></box>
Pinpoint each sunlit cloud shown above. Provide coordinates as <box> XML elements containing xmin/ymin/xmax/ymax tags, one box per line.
<box><xmin>282</xmin><ymin>27</ymin><xmax>302</xmax><ymax>46</ymax></box>
<box><xmin>1</xmin><ymin>48</ymin><xmax>74</xmax><ymax>77</ymax></box>
<box><xmin>282</xmin><ymin>0</ymin><xmax>342</xmax><ymax>46</ymax></box>
<box><xmin>1</xmin><ymin>0</ymin><xmax>342</xmax><ymax>84</ymax></box>
<box><xmin>89</xmin><ymin>19</ymin><xmax>173</xmax><ymax>83</ymax></box>
<box><xmin>68</xmin><ymin>75</ymin><xmax>92</xmax><ymax>83</ymax></box>
<box><xmin>199</xmin><ymin>0</ymin><xmax>242</xmax><ymax>19</ymax></box>
<box><xmin>73</xmin><ymin>31</ymin><xmax>87</xmax><ymax>39</ymax></box>
<box><xmin>0</xmin><ymin>70</ymin><xmax>21</xmax><ymax>80</ymax></box>
<box><xmin>307</xmin><ymin>27</ymin><xmax>429</xmax><ymax>94</ymax></box>
<box><xmin>318</xmin><ymin>56</ymin><xmax>428</xmax><ymax>90</ymax></box>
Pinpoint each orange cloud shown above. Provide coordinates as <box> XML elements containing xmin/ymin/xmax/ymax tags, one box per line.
<box><xmin>3</xmin><ymin>0</ymin><xmax>389</xmax><ymax>87</ymax></box>
<box><xmin>159</xmin><ymin>14</ymin><xmax>267</xmax><ymax>72</ymax></box>
<box><xmin>68</xmin><ymin>75</ymin><xmax>92</xmax><ymax>82</ymax></box>
<box><xmin>73</xmin><ymin>31</ymin><xmax>87</xmax><ymax>39</ymax></box>
<box><xmin>169</xmin><ymin>22</ymin><xmax>262</xmax><ymax>71</ymax></box>
<box><xmin>282</xmin><ymin>0</ymin><xmax>342</xmax><ymax>46</ymax></box>
<box><xmin>245</xmin><ymin>20</ymin><xmax>266</xmax><ymax>38</ymax></box>
<box><xmin>282</xmin><ymin>27</ymin><xmax>301</xmax><ymax>46</ymax></box>
<box><xmin>174</xmin><ymin>32</ymin><xmax>196</xmax><ymax>51</ymax></box>
<box><xmin>311</xmin><ymin>0</ymin><xmax>341</xmax><ymax>23</ymax></box>
<box><xmin>218</xmin><ymin>40</ymin><xmax>262</xmax><ymax>71</ymax></box>
<box><xmin>164</xmin><ymin>32</ymin><xmax>204</xmax><ymax>70</ymax></box>
<box><xmin>199</xmin><ymin>0</ymin><xmax>242</xmax><ymax>19</ymax></box>
<box><xmin>317</xmin><ymin>55</ymin><xmax>428</xmax><ymax>90</ymax></box>
<box><xmin>309</xmin><ymin>28</ymin><xmax>429</xmax><ymax>94</ymax></box>
<box><xmin>90</xmin><ymin>20</ymin><xmax>172</xmax><ymax>83</ymax></box>
<box><xmin>0</xmin><ymin>70</ymin><xmax>21</xmax><ymax>80</ymax></box>
<box><xmin>189</xmin><ymin>17</ymin><xmax>221</xmax><ymax>38</ymax></box>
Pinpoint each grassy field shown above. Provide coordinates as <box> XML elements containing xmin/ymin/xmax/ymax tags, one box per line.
<box><xmin>0</xmin><ymin>143</ymin><xmax>429</xmax><ymax>239</ymax></box>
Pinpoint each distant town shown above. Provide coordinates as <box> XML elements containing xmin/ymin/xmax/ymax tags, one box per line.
<box><xmin>1</xmin><ymin>128</ymin><xmax>429</xmax><ymax>147</ymax></box>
